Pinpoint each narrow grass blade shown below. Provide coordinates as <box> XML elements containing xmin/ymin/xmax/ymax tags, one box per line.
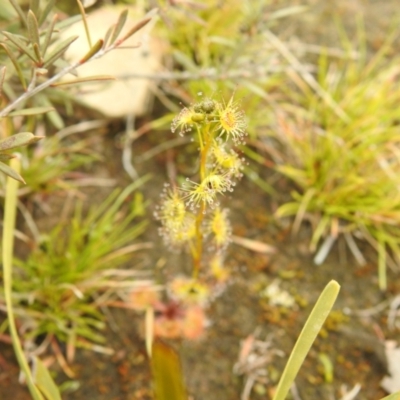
<box><xmin>3</xmin><ymin>158</ymin><xmax>44</xmax><ymax>400</ymax></box>
<box><xmin>35</xmin><ymin>357</ymin><xmax>62</xmax><ymax>400</ymax></box>
<box><xmin>151</xmin><ymin>340</ymin><xmax>187</xmax><ymax>400</ymax></box>
<box><xmin>272</xmin><ymin>280</ymin><xmax>340</xmax><ymax>400</ymax></box>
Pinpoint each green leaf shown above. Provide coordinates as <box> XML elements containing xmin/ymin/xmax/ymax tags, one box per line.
<box><xmin>27</xmin><ymin>10</ymin><xmax>41</xmax><ymax>50</ymax></box>
<box><xmin>151</xmin><ymin>340</ymin><xmax>187</xmax><ymax>400</ymax></box>
<box><xmin>7</xmin><ymin>107</ymin><xmax>54</xmax><ymax>117</ymax></box>
<box><xmin>272</xmin><ymin>280</ymin><xmax>340</xmax><ymax>400</ymax></box>
<box><xmin>0</xmin><ymin>132</ymin><xmax>42</xmax><ymax>151</ymax></box>
<box><xmin>51</xmin><ymin>75</ymin><xmax>115</xmax><ymax>86</ymax></box>
<box><xmin>79</xmin><ymin>39</ymin><xmax>103</xmax><ymax>64</ymax></box>
<box><xmin>109</xmin><ymin>9</ymin><xmax>128</xmax><ymax>45</ymax></box>
<box><xmin>0</xmin><ymin>44</ymin><xmax>27</xmax><ymax>90</ymax></box>
<box><xmin>41</xmin><ymin>14</ymin><xmax>58</xmax><ymax>56</ymax></box>
<box><xmin>1</xmin><ymin>31</ymin><xmax>37</xmax><ymax>63</ymax></box>
<box><xmin>34</xmin><ymin>357</ymin><xmax>62</xmax><ymax>400</ymax></box>
<box><xmin>38</xmin><ymin>0</ymin><xmax>55</xmax><ymax>27</ymax></box>
<box><xmin>118</xmin><ymin>17</ymin><xmax>151</xmax><ymax>45</ymax></box>
<box><xmin>0</xmin><ymin>160</ymin><xmax>25</xmax><ymax>183</ymax></box>
<box><xmin>9</xmin><ymin>0</ymin><xmax>28</xmax><ymax>27</ymax></box>
<box><xmin>43</xmin><ymin>35</ymin><xmax>78</xmax><ymax>68</ymax></box>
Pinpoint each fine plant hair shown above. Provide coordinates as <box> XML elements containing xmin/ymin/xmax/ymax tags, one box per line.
<box><xmin>155</xmin><ymin>95</ymin><xmax>247</xmax><ymax>278</ymax></box>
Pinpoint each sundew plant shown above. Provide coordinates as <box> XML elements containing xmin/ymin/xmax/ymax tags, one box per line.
<box><xmin>155</xmin><ymin>95</ymin><xmax>247</xmax><ymax>279</ymax></box>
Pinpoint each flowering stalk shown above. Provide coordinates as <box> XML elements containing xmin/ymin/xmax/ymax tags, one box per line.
<box><xmin>155</xmin><ymin>95</ymin><xmax>247</xmax><ymax>279</ymax></box>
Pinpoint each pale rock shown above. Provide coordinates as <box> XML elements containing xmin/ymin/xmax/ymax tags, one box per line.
<box><xmin>380</xmin><ymin>340</ymin><xmax>400</xmax><ymax>393</ymax></box>
<box><xmin>60</xmin><ymin>6</ymin><xmax>162</xmax><ymax>117</ymax></box>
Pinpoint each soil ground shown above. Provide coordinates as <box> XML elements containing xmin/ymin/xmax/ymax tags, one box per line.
<box><xmin>1</xmin><ymin>1</ymin><xmax>400</xmax><ymax>399</ymax></box>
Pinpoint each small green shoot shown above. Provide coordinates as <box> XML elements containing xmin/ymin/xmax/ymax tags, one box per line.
<box><xmin>272</xmin><ymin>280</ymin><xmax>340</xmax><ymax>400</ymax></box>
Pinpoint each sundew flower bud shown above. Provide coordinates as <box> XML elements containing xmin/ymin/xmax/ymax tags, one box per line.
<box><xmin>155</xmin><ymin>187</ymin><xmax>196</xmax><ymax>247</ymax></box>
<box><xmin>184</xmin><ymin>172</ymin><xmax>234</xmax><ymax>208</ymax></box>
<box><xmin>169</xmin><ymin>276</ymin><xmax>210</xmax><ymax>305</ymax></box>
<box><xmin>217</xmin><ymin>97</ymin><xmax>247</xmax><ymax>144</ymax></box>
<box><xmin>155</xmin><ymin>187</ymin><xmax>186</xmax><ymax>229</ymax></box>
<box><xmin>208</xmin><ymin>207</ymin><xmax>232</xmax><ymax>248</ymax></box>
<box><xmin>171</xmin><ymin>107</ymin><xmax>197</xmax><ymax>136</ymax></box>
<box><xmin>199</xmin><ymin>98</ymin><xmax>216</xmax><ymax>113</ymax></box>
<box><xmin>212</xmin><ymin>144</ymin><xmax>244</xmax><ymax>178</ymax></box>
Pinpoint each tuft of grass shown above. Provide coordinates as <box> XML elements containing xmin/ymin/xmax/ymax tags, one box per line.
<box><xmin>273</xmin><ymin>28</ymin><xmax>400</xmax><ymax>289</ymax></box>
<box><xmin>2</xmin><ymin>178</ymin><xmax>150</xmax><ymax>352</ymax></box>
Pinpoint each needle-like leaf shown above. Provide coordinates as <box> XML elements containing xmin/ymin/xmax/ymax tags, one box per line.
<box><xmin>79</xmin><ymin>39</ymin><xmax>103</xmax><ymax>64</ymax></box>
<box><xmin>43</xmin><ymin>35</ymin><xmax>78</xmax><ymax>68</ymax></box>
<box><xmin>2</xmin><ymin>31</ymin><xmax>37</xmax><ymax>63</ymax></box>
<box><xmin>27</xmin><ymin>11</ymin><xmax>41</xmax><ymax>59</ymax></box>
<box><xmin>9</xmin><ymin>0</ymin><xmax>28</xmax><ymax>27</ymax></box>
<box><xmin>41</xmin><ymin>14</ymin><xmax>58</xmax><ymax>56</ymax></box>
<box><xmin>109</xmin><ymin>9</ymin><xmax>128</xmax><ymax>45</ymax></box>
<box><xmin>38</xmin><ymin>0</ymin><xmax>55</xmax><ymax>26</ymax></box>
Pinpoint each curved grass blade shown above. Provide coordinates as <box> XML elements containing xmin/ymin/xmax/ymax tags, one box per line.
<box><xmin>35</xmin><ymin>357</ymin><xmax>62</xmax><ymax>400</ymax></box>
<box><xmin>3</xmin><ymin>158</ymin><xmax>44</xmax><ymax>399</ymax></box>
<box><xmin>272</xmin><ymin>280</ymin><xmax>340</xmax><ymax>400</ymax></box>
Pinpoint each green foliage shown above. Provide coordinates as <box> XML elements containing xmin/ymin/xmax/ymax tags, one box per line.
<box><xmin>7</xmin><ymin>179</ymin><xmax>148</xmax><ymax>347</ymax></box>
<box><xmin>272</xmin><ymin>280</ymin><xmax>340</xmax><ymax>400</ymax></box>
<box><xmin>273</xmin><ymin>32</ymin><xmax>400</xmax><ymax>289</ymax></box>
<box><xmin>0</xmin><ymin>131</ymin><xmax>43</xmax><ymax>183</ymax></box>
<box><xmin>15</xmin><ymin>130</ymin><xmax>100</xmax><ymax>196</ymax></box>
